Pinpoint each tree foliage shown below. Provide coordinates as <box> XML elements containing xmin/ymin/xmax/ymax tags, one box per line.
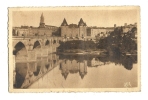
<box><xmin>97</xmin><ymin>27</ymin><xmax>137</xmax><ymax>54</ymax></box>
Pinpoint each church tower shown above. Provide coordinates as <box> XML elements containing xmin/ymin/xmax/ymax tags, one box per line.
<box><xmin>61</xmin><ymin>18</ymin><xmax>68</xmax><ymax>37</ymax></box>
<box><xmin>39</xmin><ymin>13</ymin><xmax>45</xmax><ymax>28</ymax></box>
<box><xmin>78</xmin><ymin>18</ymin><xmax>87</xmax><ymax>37</ymax></box>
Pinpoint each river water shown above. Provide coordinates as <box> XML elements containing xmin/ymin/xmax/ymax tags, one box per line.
<box><xmin>13</xmin><ymin>53</ymin><xmax>137</xmax><ymax>89</ymax></box>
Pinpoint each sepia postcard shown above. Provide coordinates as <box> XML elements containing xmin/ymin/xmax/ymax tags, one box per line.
<box><xmin>8</xmin><ymin>6</ymin><xmax>141</xmax><ymax>92</ymax></box>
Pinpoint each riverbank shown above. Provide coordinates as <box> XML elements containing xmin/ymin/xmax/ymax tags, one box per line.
<box><xmin>56</xmin><ymin>49</ymin><xmax>108</xmax><ymax>57</ymax></box>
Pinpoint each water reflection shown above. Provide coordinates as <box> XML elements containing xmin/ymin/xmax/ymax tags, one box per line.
<box><xmin>60</xmin><ymin>59</ymin><xmax>87</xmax><ymax>80</ymax></box>
<box><xmin>97</xmin><ymin>54</ymin><xmax>137</xmax><ymax>70</ymax></box>
<box><xmin>59</xmin><ymin>54</ymin><xmax>137</xmax><ymax>70</ymax></box>
<box><xmin>14</xmin><ymin>53</ymin><xmax>137</xmax><ymax>88</ymax></box>
<box><xmin>14</xmin><ymin>54</ymin><xmax>59</xmax><ymax>88</ymax></box>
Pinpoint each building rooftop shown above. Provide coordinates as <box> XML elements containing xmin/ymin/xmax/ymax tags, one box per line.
<box><xmin>68</xmin><ymin>24</ymin><xmax>78</xmax><ymax>28</ymax></box>
<box><xmin>61</xmin><ymin>18</ymin><xmax>68</xmax><ymax>26</ymax></box>
<box><xmin>45</xmin><ymin>25</ymin><xmax>58</xmax><ymax>27</ymax></box>
<box><xmin>88</xmin><ymin>27</ymin><xmax>114</xmax><ymax>29</ymax></box>
<box><xmin>78</xmin><ymin>18</ymin><xmax>87</xmax><ymax>26</ymax></box>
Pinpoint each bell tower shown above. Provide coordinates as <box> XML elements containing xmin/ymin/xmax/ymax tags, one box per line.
<box><xmin>61</xmin><ymin>18</ymin><xmax>68</xmax><ymax>37</ymax></box>
<box><xmin>39</xmin><ymin>13</ymin><xmax>45</xmax><ymax>28</ymax></box>
<box><xmin>78</xmin><ymin>18</ymin><xmax>87</xmax><ymax>37</ymax></box>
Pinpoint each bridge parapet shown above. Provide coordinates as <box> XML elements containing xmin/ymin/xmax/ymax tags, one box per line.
<box><xmin>13</xmin><ymin>36</ymin><xmax>62</xmax><ymax>47</ymax></box>
<box><xmin>12</xmin><ymin>36</ymin><xmax>62</xmax><ymax>39</ymax></box>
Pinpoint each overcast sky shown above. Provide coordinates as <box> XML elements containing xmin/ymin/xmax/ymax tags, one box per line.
<box><xmin>11</xmin><ymin>7</ymin><xmax>139</xmax><ymax>27</ymax></box>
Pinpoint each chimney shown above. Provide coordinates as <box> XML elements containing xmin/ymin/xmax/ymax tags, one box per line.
<box><xmin>124</xmin><ymin>23</ymin><xmax>127</xmax><ymax>27</ymax></box>
<box><xmin>114</xmin><ymin>24</ymin><xmax>116</xmax><ymax>28</ymax></box>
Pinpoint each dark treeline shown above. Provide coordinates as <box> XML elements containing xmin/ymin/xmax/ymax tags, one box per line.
<box><xmin>98</xmin><ymin>54</ymin><xmax>137</xmax><ymax>70</ymax></box>
<box><xmin>97</xmin><ymin>27</ymin><xmax>137</xmax><ymax>55</ymax></box>
<box><xmin>59</xmin><ymin>54</ymin><xmax>96</xmax><ymax>61</ymax></box>
<box><xmin>58</xmin><ymin>40</ymin><xmax>96</xmax><ymax>52</ymax></box>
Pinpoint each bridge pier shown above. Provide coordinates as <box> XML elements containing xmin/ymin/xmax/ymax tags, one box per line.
<box><xmin>48</xmin><ymin>54</ymin><xmax>53</xmax><ymax>68</ymax></box>
<box><xmin>52</xmin><ymin>46</ymin><xmax>57</xmax><ymax>53</ymax></box>
<box><xmin>27</xmin><ymin>50</ymin><xmax>36</xmax><ymax>61</ymax></box>
<box><xmin>48</xmin><ymin>47</ymin><xmax>53</xmax><ymax>54</ymax></box>
<box><xmin>34</xmin><ymin>48</ymin><xmax>42</xmax><ymax>57</ymax></box>
<box><xmin>42</xmin><ymin>48</ymin><xmax>49</xmax><ymax>56</ymax></box>
<box><xmin>27</xmin><ymin>45</ymin><xmax>34</xmax><ymax>51</ymax></box>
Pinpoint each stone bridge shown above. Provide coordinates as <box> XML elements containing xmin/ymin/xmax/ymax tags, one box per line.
<box><xmin>12</xmin><ymin>36</ymin><xmax>63</xmax><ymax>61</ymax></box>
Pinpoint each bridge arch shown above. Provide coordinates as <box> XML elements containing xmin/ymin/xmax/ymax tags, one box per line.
<box><xmin>13</xmin><ymin>41</ymin><xmax>28</xmax><ymax>56</ymax></box>
<box><xmin>33</xmin><ymin>41</ymin><xmax>42</xmax><ymax>49</ymax></box>
<box><xmin>45</xmin><ymin>64</ymin><xmax>50</xmax><ymax>70</ymax></box>
<box><xmin>53</xmin><ymin>40</ymin><xmax>56</xmax><ymax>44</ymax></box>
<box><xmin>33</xmin><ymin>65</ymin><xmax>41</xmax><ymax>76</ymax></box>
<box><xmin>45</xmin><ymin>40</ymin><xmax>50</xmax><ymax>46</ymax></box>
<box><xmin>59</xmin><ymin>39</ymin><xmax>62</xmax><ymax>43</ymax></box>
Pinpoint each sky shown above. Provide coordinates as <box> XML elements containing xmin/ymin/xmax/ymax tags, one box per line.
<box><xmin>11</xmin><ymin>7</ymin><xmax>139</xmax><ymax>27</ymax></box>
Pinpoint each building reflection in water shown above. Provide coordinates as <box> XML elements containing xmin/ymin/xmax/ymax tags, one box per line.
<box><xmin>59</xmin><ymin>59</ymin><xmax>87</xmax><ymax>80</ymax></box>
<box><xmin>14</xmin><ymin>54</ymin><xmax>59</xmax><ymax>88</ymax></box>
<box><xmin>59</xmin><ymin>55</ymin><xmax>109</xmax><ymax>80</ymax></box>
<box><xmin>59</xmin><ymin>54</ymin><xmax>137</xmax><ymax>80</ymax></box>
<box><xmin>14</xmin><ymin>53</ymin><xmax>137</xmax><ymax>88</ymax></box>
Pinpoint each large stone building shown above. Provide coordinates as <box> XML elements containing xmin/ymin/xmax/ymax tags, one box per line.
<box><xmin>87</xmin><ymin>26</ymin><xmax>114</xmax><ymax>39</ymax></box>
<box><xmin>61</xmin><ymin>18</ymin><xmax>87</xmax><ymax>38</ymax></box>
<box><xmin>12</xmin><ymin>13</ymin><xmax>59</xmax><ymax>37</ymax></box>
<box><xmin>87</xmin><ymin>23</ymin><xmax>137</xmax><ymax>40</ymax></box>
<box><xmin>60</xmin><ymin>18</ymin><xmax>116</xmax><ymax>40</ymax></box>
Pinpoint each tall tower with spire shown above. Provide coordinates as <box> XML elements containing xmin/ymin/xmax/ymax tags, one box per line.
<box><xmin>61</xmin><ymin>18</ymin><xmax>68</xmax><ymax>37</ymax></box>
<box><xmin>78</xmin><ymin>18</ymin><xmax>87</xmax><ymax>37</ymax></box>
<box><xmin>39</xmin><ymin>13</ymin><xmax>45</xmax><ymax>28</ymax></box>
